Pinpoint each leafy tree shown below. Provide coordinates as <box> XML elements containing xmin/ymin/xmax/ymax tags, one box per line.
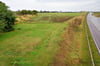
<box><xmin>27</xmin><ymin>10</ymin><xmax>32</xmax><ymax>14</ymax></box>
<box><xmin>32</xmin><ymin>10</ymin><xmax>38</xmax><ymax>15</ymax></box>
<box><xmin>20</xmin><ymin>10</ymin><xmax>28</xmax><ymax>15</ymax></box>
<box><xmin>0</xmin><ymin>1</ymin><xmax>15</xmax><ymax>32</ymax></box>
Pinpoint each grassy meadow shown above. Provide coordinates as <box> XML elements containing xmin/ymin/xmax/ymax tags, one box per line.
<box><xmin>0</xmin><ymin>12</ymin><xmax>93</xmax><ymax>66</ymax></box>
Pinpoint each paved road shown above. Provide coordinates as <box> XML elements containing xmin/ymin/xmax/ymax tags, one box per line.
<box><xmin>87</xmin><ymin>13</ymin><xmax>100</xmax><ymax>54</ymax></box>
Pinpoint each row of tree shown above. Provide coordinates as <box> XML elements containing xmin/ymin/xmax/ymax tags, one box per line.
<box><xmin>39</xmin><ymin>11</ymin><xmax>60</xmax><ymax>13</ymax></box>
<box><xmin>16</xmin><ymin>10</ymin><xmax>38</xmax><ymax>15</ymax></box>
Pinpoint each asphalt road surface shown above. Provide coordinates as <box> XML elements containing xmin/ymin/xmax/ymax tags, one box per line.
<box><xmin>87</xmin><ymin>13</ymin><xmax>100</xmax><ymax>54</ymax></box>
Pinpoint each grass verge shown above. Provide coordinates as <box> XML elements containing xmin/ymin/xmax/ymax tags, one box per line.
<box><xmin>85</xmin><ymin>14</ymin><xmax>100</xmax><ymax>66</ymax></box>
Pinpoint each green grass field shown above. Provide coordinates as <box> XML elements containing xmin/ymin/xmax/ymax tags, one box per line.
<box><xmin>0</xmin><ymin>23</ymin><xmax>67</xmax><ymax>66</ymax></box>
<box><xmin>94</xmin><ymin>12</ymin><xmax>100</xmax><ymax>17</ymax></box>
<box><xmin>0</xmin><ymin>12</ymin><xmax>93</xmax><ymax>66</ymax></box>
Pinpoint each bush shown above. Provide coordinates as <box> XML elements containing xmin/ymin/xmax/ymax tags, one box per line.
<box><xmin>0</xmin><ymin>1</ymin><xmax>15</xmax><ymax>32</ymax></box>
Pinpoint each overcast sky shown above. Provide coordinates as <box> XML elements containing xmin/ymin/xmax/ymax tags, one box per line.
<box><xmin>0</xmin><ymin>0</ymin><xmax>100</xmax><ymax>11</ymax></box>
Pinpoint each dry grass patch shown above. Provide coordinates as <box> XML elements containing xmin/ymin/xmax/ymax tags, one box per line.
<box><xmin>40</xmin><ymin>16</ymin><xmax>50</xmax><ymax>20</ymax></box>
<box><xmin>34</xmin><ymin>16</ymin><xmax>73</xmax><ymax>23</ymax></box>
<box><xmin>15</xmin><ymin>15</ymin><xmax>34</xmax><ymax>24</ymax></box>
<box><xmin>51</xmin><ymin>16</ymin><xmax>73</xmax><ymax>23</ymax></box>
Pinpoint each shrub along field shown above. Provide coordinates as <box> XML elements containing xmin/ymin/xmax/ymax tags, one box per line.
<box><xmin>0</xmin><ymin>13</ymin><xmax>92</xmax><ymax>66</ymax></box>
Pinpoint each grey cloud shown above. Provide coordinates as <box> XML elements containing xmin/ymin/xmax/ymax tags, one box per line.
<box><xmin>0</xmin><ymin>0</ymin><xmax>99</xmax><ymax>11</ymax></box>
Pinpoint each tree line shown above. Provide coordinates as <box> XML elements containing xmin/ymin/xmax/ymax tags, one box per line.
<box><xmin>16</xmin><ymin>10</ymin><xmax>38</xmax><ymax>15</ymax></box>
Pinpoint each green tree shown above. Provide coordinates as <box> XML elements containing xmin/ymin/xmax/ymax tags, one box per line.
<box><xmin>32</xmin><ymin>10</ymin><xmax>38</xmax><ymax>15</ymax></box>
<box><xmin>20</xmin><ymin>10</ymin><xmax>28</xmax><ymax>15</ymax></box>
<box><xmin>0</xmin><ymin>1</ymin><xmax>15</xmax><ymax>32</ymax></box>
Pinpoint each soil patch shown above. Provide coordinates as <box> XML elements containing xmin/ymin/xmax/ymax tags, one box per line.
<box><xmin>51</xmin><ymin>16</ymin><xmax>73</xmax><ymax>23</ymax></box>
<box><xmin>40</xmin><ymin>16</ymin><xmax>73</xmax><ymax>23</ymax></box>
<box><xmin>40</xmin><ymin>16</ymin><xmax>50</xmax><ymax>20</ymax></box>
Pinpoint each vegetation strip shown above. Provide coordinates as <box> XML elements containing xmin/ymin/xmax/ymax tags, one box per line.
<box><xmin>52</xmin><ymin>15</ymin><xmax>88</xmax><ymax>66</ymax></box>
<box><xmin>85</xmin><ymin>19</ymin><xmax>95</xmax><ymax>66</ymax></box>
